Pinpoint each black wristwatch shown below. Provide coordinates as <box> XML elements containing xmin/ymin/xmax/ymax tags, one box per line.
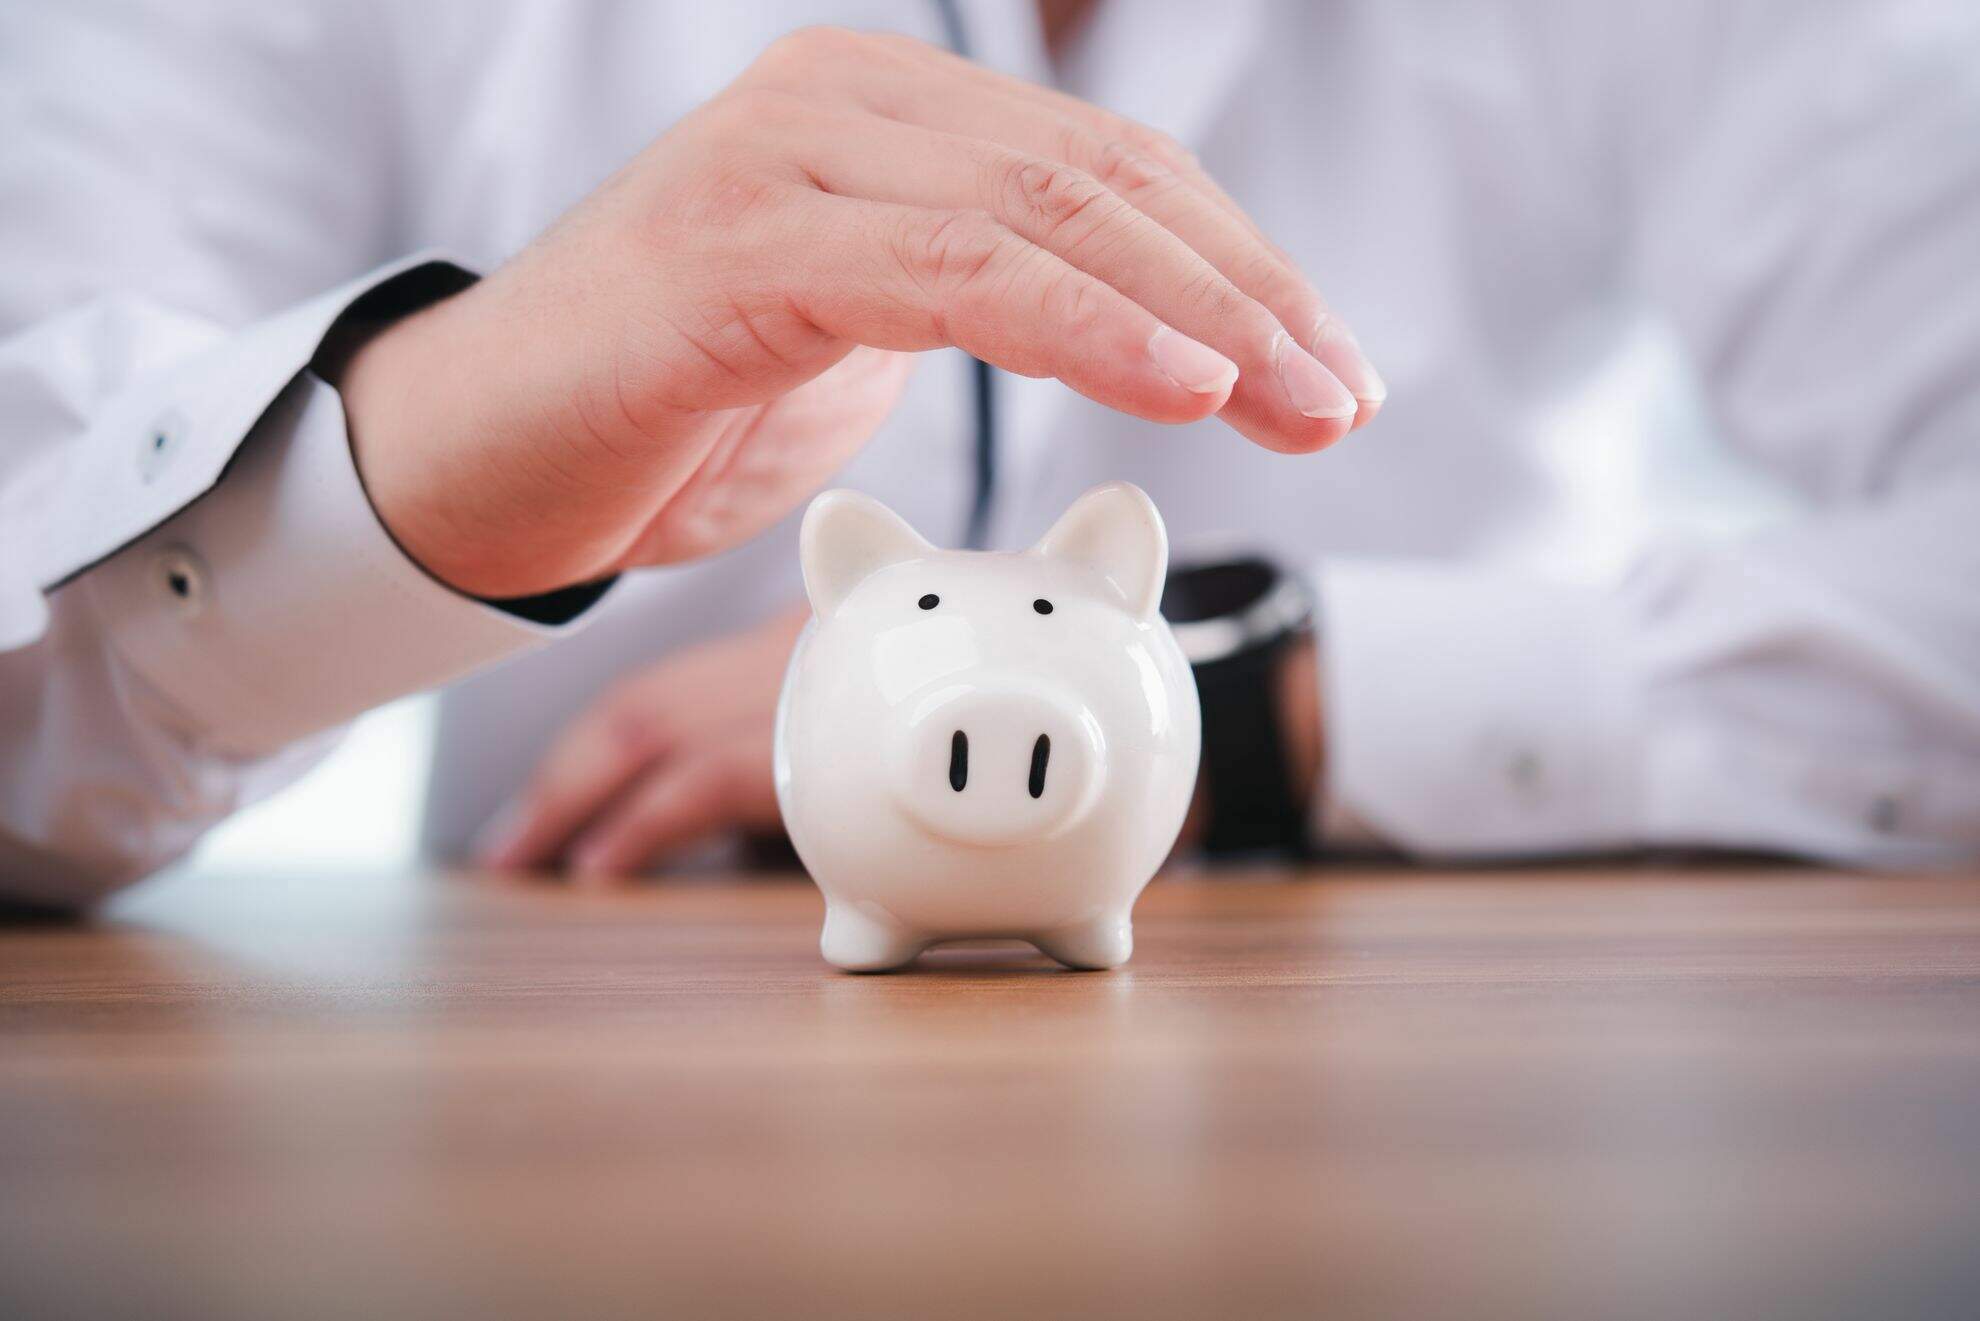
<box><xmin>1161</xmin><ymin>556</ymin><xmax>1317</xmax><ymax>858</ymax></box>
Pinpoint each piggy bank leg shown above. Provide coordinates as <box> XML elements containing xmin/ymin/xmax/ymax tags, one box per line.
<box><xmin>820</xmin><ymin>901</ymin><xmax>926</xmax><ymax>972</ymax></box>
<box><xmin>1033</xmin><ymin>914</ymin><xmax>1134</xmax><ymax>971</ymax></box>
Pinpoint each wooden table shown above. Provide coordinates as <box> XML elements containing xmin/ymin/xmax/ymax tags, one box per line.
<box><xmin>3</xmin><ymin>864</ymin><xmax>1977</xmax><ymax>1320</ymax></box>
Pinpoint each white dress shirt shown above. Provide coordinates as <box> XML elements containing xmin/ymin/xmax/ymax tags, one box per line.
<box><xmin>4</xmin><ymin>0</ymin><xmax>1977</xmax><ymax>902</ymax></box>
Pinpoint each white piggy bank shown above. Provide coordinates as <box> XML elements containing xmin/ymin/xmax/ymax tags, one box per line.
<box><xmin>774</xmin><ymin>481</ymin><xmax>1200</xmax><ymax>972</ymax></box>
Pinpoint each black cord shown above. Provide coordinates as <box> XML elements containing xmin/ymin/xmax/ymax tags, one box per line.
<box><xmin>930</xmin><ymin>0</ymin><xmax>970</xmax><ymax>51</ymax></box>
<box><xmin>964</xmin><ymin>357</ymin><xmax>997</xmax><ymax>549</ymax></box>
<box><xmin>931</xmin><ymin>0</ymin><xmax>999</xmax><ymax>549</ymax></box>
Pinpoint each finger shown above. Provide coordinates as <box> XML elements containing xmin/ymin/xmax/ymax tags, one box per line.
<box><xmin>842</xmin><ymin>33</ymin><xmax>1275</xmax><ymax>228</ymax></box>
<box><xmin>476</xmin><ymin>704</ymin><xmax>665</xmax><ymax>871</ymax></box>
<box><xmin>885</xmin><ymin>84</ymin><xmax>1385</xmax><ymax>429</ymax></box>
<box><xmin>1046</xmin><ymin>124</ymin><xmax>1385</xmax><ymax>423</ymax></box>
<box><xmin>963</xmin><ymin>70</ymin><xmax>1303</xmax><ymax>287</ymax></box>
<box><xmin>1306</xmin><ymin>311</ymin><xmax>1384</xmax><ymax>426</ymax></box>
<box><xmin>565</xmin><ymin>756</ymin><xmax>741</xmax><ymax>884</ymax></box>
<box><xmin>786</xmin><ymin>116</ymin><xmax>1356</xmax><ymax>452</ymax></box>
<box><xmin>778</xmin><ymin>194</ymin><xmax>1241</xmax><ymax>427</ymax></box>
<box><xmin>755</xmin><ymin>31</ymin><xmax>1265</xmax><ymax>231</ymax></box>
<box><xmin>762</xmin><ymin>38</ymin><xmax>1385</xmax><ymax>431</ymax></box>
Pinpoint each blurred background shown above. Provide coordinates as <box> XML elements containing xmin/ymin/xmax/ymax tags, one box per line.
<box><xmin>180</xmin><ymin>694</ymin><xmax>433</xmax><ymax>873</ymax></box>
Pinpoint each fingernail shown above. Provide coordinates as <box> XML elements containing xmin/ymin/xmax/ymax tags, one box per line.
<box><xmin>1309</xmin><ymin>315</ymin><xmax>1386</xmax><ymax>404</ymax></box>
<box><xmin>1148</xmin><ymin>326</ymin><xmax>1239</xmax><ymax>396</ymax></box>
<box><xmin>472</xmin><ymin>798</ymin><xmax>525</xmax><ymax>865</ymax></box>
<box><xmin>1274</xmin><ymin>332</ymin><xmax>1358</xmax><ymax>419</ymax></box>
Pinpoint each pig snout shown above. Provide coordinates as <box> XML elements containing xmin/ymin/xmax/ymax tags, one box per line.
<box><xmin>891</xmin><ymin>679</ymin><xmax>1104</xmax><ymax>848</ymax></box>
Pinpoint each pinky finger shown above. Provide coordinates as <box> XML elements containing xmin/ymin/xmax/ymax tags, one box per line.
<box><xmin>784</xmin><ymin>198</ymin><xmax>1239</xmax><ymax>425</ymax></box>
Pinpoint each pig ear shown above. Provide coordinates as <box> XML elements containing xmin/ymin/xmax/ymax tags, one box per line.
<box><xmin>1033</xmin><ymin>482</ymin><xmax>1168</xmax><ymax>620</ymax></box>
<box><xmin>800</xmin><ymin>489</ymin><xmax>933</xmax><ymax>618</ymax></box>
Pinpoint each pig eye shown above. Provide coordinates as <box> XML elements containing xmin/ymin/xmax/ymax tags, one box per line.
<box><xmin>918</xmin><ymin>594</ymin><xmax>939</xmax><ymax>610</ymax></box>
<box><xmin>1033</xmin><ymin>598</ymin><xmax>1054</xmax><ymax>615</ymax></box>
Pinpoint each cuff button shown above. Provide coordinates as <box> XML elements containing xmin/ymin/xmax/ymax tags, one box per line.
<box><xmin>137</xmin><ymin>411</ymin><xmax>187</xmax><ymax>484</ymax></box>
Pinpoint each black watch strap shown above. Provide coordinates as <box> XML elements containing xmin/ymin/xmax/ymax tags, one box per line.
<box><xmin>1194</xmin><ymin>635</ymin><xmax>1310</xmax><ymax>858</ymax></box>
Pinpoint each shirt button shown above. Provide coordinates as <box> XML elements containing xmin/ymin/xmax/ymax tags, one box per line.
<box><xmin>1507</xmin><ymin>748</ymin><xmax>1543</xmax><ymax>794</ymax></box>
<box><xmin>153</xmin><ymin>545</ymin><xmax>208</xmax><ymax>619</ymax></box>
<box><xmin>1480</xmin><ymin>728</ymin><xmax>1548</xmax><ymax>804</ymax></box>
<box><xmin>137</xmin><ymin>411</ymin><xmax>187</xmax><ymax>484</ymax></box>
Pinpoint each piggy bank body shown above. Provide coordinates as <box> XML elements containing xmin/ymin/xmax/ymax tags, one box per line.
<box><xmin>775</xmin><ymin>483</ymin><xmax>1200</xmax><ymax>971</ymax></box>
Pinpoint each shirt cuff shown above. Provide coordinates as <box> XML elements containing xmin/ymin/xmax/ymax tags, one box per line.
<box><xmin>1314</xmin><ymin>557</ymin><xmax>1644</xmax><ymax>858</ymax></box>
<box><xmin>76</xmin><ymin>371</ymin><xmax>590</xmax><ymax>758</ymax></box>
<box><xmin>34</xmin><ymin>253</ymin><xmax>473</xmax><ymax>592</ymax></box>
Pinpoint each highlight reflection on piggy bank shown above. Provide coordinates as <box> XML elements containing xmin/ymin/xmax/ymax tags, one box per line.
<box><xmin>774</xmin><ymin>482</ymin><xmax>1200</xmax><ymax>972</ymax></box>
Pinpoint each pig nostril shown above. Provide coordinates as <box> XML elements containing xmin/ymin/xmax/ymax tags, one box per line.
<box><xmin>1028</xmin><ymin>734</ymin><xmax>1051</xmax><ymax>799</ymax></box>
<box><xmin>949</xmin><ymin>730</ymin><xmax>968</xmax><ymax>792</ymax></box>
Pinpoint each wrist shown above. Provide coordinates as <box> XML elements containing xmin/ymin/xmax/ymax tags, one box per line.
<box><xmin>337</xmin><ymin>283</ymin><xmax>618</xmax><ymax>600</ymax></box>
<box><xmin>336</xmin><ymin>289</ymin><xmax>495</xmax><ymax>593</ymax></box>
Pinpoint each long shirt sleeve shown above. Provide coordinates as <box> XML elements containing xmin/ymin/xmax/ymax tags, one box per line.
<box><xmin>0</xmin><ymin>5</ymin><xmax>582</xmax><ymax>903</ymax></box>
<box><xmin>1315</xmin><ymin>0</ymin><xmax>1980</xmax><ymax>866</ymax></box>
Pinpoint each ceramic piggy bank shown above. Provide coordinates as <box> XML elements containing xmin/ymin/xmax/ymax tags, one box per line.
<box><xmin>774</xmin><ymin>481</ymin><xmax>1200</xmax><ymax>972</ymax></box>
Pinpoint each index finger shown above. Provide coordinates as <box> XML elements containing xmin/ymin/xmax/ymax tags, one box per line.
<box><xmin>812</xmin><ymin>34</ymin><xmax>1386</xmax><ymax>425</ymax></box>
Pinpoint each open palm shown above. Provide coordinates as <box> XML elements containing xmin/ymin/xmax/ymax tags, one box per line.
<box><xmin>611</xmin><ymin>346</ymin><xmax>915</xmax><ymax>569</ymax></box>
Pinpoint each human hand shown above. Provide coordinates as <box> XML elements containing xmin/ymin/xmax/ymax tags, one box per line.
<box><xmin>338</xmin><ymin>27</ymin><xmax>1383</xmax><ymax>601</ymax></box>
<box><xmin>473</xmin><ymin>607</ymin><xmax>809</xmax><ymax>881</ymax></box>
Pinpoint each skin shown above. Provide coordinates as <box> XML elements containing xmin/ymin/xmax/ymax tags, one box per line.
<box><xmin>477</xmin><ymin>608</ymin><xmax>809</xmax><ymax>878</ymax></box>
<box><xmin>342</xmin><ymin>22</ymin><xmax>1375</xmax><ymax>876</ymax></box>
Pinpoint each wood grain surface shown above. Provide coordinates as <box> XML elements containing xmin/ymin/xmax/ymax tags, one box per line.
<box><xmin>3</xmin><ymin>863</ymin><xmax>1978</xmax><ymax>1320</ymax></box>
